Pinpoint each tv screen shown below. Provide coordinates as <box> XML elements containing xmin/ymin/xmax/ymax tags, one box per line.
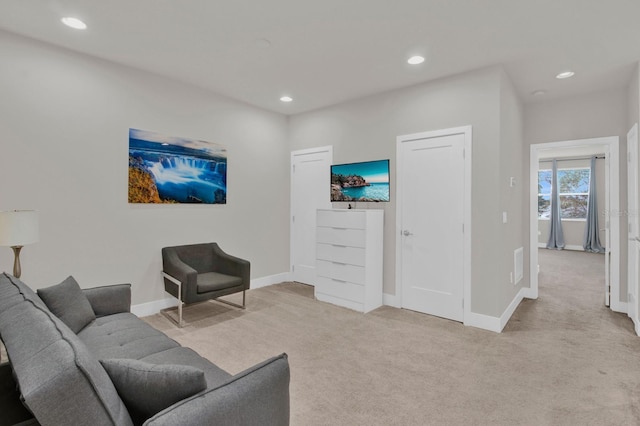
<box><xmin>331</xmin><ymin>159</ymin><xmax>390</xmax><ymax>202</ymax></box>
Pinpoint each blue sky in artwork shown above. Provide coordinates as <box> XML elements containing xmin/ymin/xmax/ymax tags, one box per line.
<box><xmin>331</xmin><ymin>160</ymin><xmax>389</xmax><ymax>183</ymax></box>
<box><xmin>129</xmin><ymin>128</ymin><xmax>226</xmax><ymax>157</ymax></box>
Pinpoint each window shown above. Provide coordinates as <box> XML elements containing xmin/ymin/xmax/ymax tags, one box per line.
<box><xmin>538</xmin><ymin>167</ymin><xmax>590</xmax><ymax>219</ymax></box>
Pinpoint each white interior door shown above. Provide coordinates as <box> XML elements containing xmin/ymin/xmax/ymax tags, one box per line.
<box><xmin>398</xmin><ymin>131</ymin><xmax>466</xmax><ymax>322</ymax></box>
<box><xmin>627</xmin><ymin>124</ymin><xmax>639</xmax><ymax>329</ymax></box>
<box><xmin>290</xmin><ymin>146</ymin><xmax>332</xmax><ymax>285</ymax></box>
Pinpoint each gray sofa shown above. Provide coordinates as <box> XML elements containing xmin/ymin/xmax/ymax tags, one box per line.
<box><xmin>0</xmin><ymin>272</ymin><xmax>290</xmax><ymax>426</ymax></box>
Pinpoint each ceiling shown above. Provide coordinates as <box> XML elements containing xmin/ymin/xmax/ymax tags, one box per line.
<box><xmin>1</xmin><ymin>0</ymin><xmax>640</xmax><ymax>115</ymax></box>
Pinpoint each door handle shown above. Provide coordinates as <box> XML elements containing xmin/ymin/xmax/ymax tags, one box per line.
<box><xmin>402</xmin><ymin>230</ymin><xmax>413</xmax><ymax>236</ymax></box>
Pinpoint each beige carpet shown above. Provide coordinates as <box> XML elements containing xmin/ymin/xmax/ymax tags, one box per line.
<box><xmin>143</xmin><ymin>249</ymin><xmax>640</xmax><ymax>425</ymax></box>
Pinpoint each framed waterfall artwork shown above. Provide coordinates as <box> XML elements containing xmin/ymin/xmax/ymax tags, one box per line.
<box><xmin>128</xmin><ymin>128</ymin><xmax>227</xmax><ymax>204</ymax></box>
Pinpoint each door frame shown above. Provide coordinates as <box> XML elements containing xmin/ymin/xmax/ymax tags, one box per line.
<box><xmin>396</xmin><ymin>125</ymin><xmax>472</xmax><ymax>324</ymax></box>
<box><xmin>290</xmin><ymin>145</ymin><xmax>333</xmax><ymax>283</ymax></box>
<box><xmin>529</xmin><ymin>137</ymin><xmax>620</xmax><ymax>310</ymax></box>
<box><xmin>627</xmin><ymin>123</ymin><xmax>639</xmax><ymax>334</ymax></box>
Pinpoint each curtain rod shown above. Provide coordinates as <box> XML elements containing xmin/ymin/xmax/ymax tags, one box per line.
<box><xmin>539</xmin><ymin>155</ymin><xmax>605</xmax><ymax>162</ymax></box>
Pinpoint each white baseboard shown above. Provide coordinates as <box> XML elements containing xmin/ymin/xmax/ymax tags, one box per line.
<box><xmin>611</xmin><ymin>300</ymin><xmax>628</xmax><ymax>314</ymax></box>
<box><xmin>537</xmin><ymin>243</ymin><xmax>584</xmax><ymax>251</ymax></box>
<box><xmin>522</xmin><ymin>286</ymin><xmax>538</xmax><ymax>300</ymax></box>
<box><xmin>131</xmin><ymin>297</ymin><xmax>178</xmax><ymax>317</ymax></box>
<box><xmin>383</xmin><ymin>292</ymin><xmax>401</xmax><ymax>308</ymax></box>
<box><xmin>500</xmin><ymin>288</ymin><xmax>526</xmax><ymax>331</ymax></box>
<box><xmin>464</xmin><ymin>287</ymin><xmax>527</xmax><ymax>333</ymax></box>
<box><xmin>385</xmin><ymin>293</ymin><xmax>504</xmax><ymax>333</ymax></box>
<box><xmin>250</xmin><ymin>272</ymin><xmax>291</xmax><ymax>289</ymax></box>
<box><xmin>131</xmin><ymin>272</ymin><xmax>290</xmax><ymax>317</ymax></box>
<box><xmin>464</xmin><ymin>311</ymin><xmax>501</xmax><ymax>333</ymax></box>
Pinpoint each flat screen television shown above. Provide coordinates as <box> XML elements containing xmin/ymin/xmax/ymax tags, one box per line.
<box><xmin>331</xmin><ymin>159</ymin><xmax>390</xmax><ymax>202</ymax></box>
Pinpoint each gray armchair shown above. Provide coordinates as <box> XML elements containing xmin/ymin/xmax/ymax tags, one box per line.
<box><xmin>161</xmin><ymin>243</ymin><xmax>250</xmax><ymax>327</ymax></box>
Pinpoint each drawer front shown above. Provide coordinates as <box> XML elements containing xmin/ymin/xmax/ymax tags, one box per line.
<box><xmin>317</xmin><ymin>260</ymin><xmax>365</xmax><ymax>284</ymax></box>
<box><xmin>317</xmin><ymin>210</ymin><xmax>366</xmax><ymax>229</ymax></box>
<box><xmin>316</xmin><ymin>243</ymin><xmax>366</xmax><ymax>266</ymax></box>
<box><xmin>316</xmin><ymin>276</ymin><xmax>364</xmax><ymax>303</ymax></box>
<box><xmin>317</xmin><ymin>227</ymin><xmax>366</xmax><ymax>247</ymax></box>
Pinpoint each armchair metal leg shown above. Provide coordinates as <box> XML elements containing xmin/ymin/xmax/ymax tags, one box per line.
<box><xmin>215</xmin><ymin>290</ymin><xmax>246</xmax><ymax>310</ymax></box>
<box><xmin>161</xmin><ymin>300</ymin><xmax>184</xmax><ymax>328</ymax></box>
<box><xmin>161</xmin><ymin>272</ymin><xmax>185</xmax><ymax>328</ymax></box>
<box><xmin>161</xmin><ymin>271</ymin><xmax>245</xmax><ymax>327</ymax></box>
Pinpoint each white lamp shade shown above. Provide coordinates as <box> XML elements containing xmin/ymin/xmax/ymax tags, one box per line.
<box><xmin>0</xmin><ymin>210</ymin><xmax>39</xmax><ymax>246</ymax></box>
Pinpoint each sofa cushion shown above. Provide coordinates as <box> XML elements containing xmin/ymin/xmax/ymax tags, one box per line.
<box><xmin>37</xmin><ymin>276</ymin><xmax>96</xmax><ymax>333</ymax></box>
<box><xmin>0</xmin><ymin>273</ymin><xmax>133</xmax><ymax>426</ymax></box>
<box><xmin>100</xmin><ymin>359</ymin><xmax>207</xmax><ymax>425</ymax></box>
<box><xmin>83</xmin><ymin>284</ymin><xmax>131</xmax><ymax>317</ymax></box>
<box><xmin>140</xmin><ymin>347</ymin><xmax>232</xmax><ymax>388</ymax></box>
<box><xmin>78</xmin><ymin>313</ymin><xmax>180</xmax><ymax>360</ymax></box>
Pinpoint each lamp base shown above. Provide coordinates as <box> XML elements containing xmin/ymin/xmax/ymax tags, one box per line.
<box><xmin>11</xmin><ymin>246</ymin><xmax>23</xmax><ymax>279</ymax></box>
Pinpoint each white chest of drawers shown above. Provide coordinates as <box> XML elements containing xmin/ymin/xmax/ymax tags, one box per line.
<box><xmin>315</xmin><ymin>209</ymin><xmax>384</xmax><ymax>313</ymax></box>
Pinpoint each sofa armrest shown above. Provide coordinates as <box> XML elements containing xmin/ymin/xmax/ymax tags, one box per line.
<box><xmin>144</xmin><ymin>353</ymin><xmax>290</xmax><ymax>426</ymax></box>
<box><xmin>82</xmin><ymin>284</ymin><xmax>131</xmax><ymax>317</ymax></box>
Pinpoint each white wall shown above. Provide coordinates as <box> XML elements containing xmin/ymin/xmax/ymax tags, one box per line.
<box><xmin>498</xmin><ymin>70</ymin><xmax>527</xmax><ymax>315</ymax></box>
<box><xmin>628</xmin><ymin>63</ymin><xmax>639</xmax><ymax>129</ymax></box>
<box><xmin>289</xmin><ymin>66</ymin><xmax>527</xmax><ymax>319</ymax></box>
<box><xmin>0</xmin><ymin>32</ymin><xmax>291</xmax><ymax>305</ymax></box>
<box><xmin>524</xmin><ymin>87</ymin><xmax>629</xmax><ymax>302</ymax></box>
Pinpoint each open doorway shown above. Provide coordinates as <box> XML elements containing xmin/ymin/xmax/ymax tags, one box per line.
<box><xmin>529</xmin><ymin>137</ymin><xmax>621</xmax><ymax>312</ymax></box>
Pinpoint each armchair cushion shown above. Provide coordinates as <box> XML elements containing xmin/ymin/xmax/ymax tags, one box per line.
<box><xmin>197</xmin><ymin>272</ymin><xmax>243</xmax><ymax>294</ymax></box>
<box><xmin>37</xmin><ymin>276</ymin><xmax>96</xmax><ymax>333</ymax></box>
<box><xmin>100</xmin><ymin>359</ymin><xmax>207</xmax><ymax>425</ymax></box>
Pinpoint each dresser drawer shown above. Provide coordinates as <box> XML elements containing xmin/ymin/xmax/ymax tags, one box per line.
<box><xmin>317</xmin><ymin>260</ymin><xmax>365</xmax><ymax>284</ymax></box>
<box><xmin>316</xmin><ymin>243</ymin><xmax>366</xmax><ymax>266</ymax></box>
<box><xmin>317</xmin><ymin>210</ymin><xmax>366</xmax><ymax>229</ymax></box>
<box><xmin>317</xmin><ymin>227</ymin><xmax>366</xmax><ymax>247</ymax></box>
<box><xmin>316</xmin><ymin>276</ymin><xmax>364</xmax><ymax>303</ymax></box>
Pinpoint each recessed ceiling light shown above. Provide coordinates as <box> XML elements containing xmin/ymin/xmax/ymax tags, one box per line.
<box><xmin>280</xmin><ymin>96</ymin><xmax>293</xmax><ymax>103</ymax></box>
<box><xmin>531</xmin><ymin>90</ymin><xmax>547</xmax><ymax>97</ymax></box>
<box><xmin>556</xmin><ymin>71</ymin><xmax>575</xmax><ymax>79</ymax></box>
<box><xmin>61</xmin><ymin>17</ymin><xmax>87</xmax><ymax>30</ymax></box>
<box><xmin>407</xmin><ymin>56</ymin><xmax>425</xmax><ymax>65</ymax></box>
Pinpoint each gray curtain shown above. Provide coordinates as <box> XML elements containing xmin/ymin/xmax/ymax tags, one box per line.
<box><xmin>546</xmin><ymin>159</ymin><xmax>565</xmax><ymax>249</ymax></box>
<box><xmin>583</xmin><ymin>157</ymin><xmax>605</xmax><ymax>253</ymax></box>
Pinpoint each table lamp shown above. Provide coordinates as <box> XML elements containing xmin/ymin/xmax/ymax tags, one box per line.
<box><xmin>0</xmin><ymin>210</ymin><xmax>39</xmax><ymax>278</ymax></box>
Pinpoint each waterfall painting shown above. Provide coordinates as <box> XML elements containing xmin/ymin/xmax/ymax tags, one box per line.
<box><xmin>128</xmin><ymin>128</ymin><xmax>227</xmax><ymax>204</ymax></box>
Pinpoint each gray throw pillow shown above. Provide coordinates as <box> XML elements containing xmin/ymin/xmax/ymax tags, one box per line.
<box><xmin>37</xmin><ymin>276</ymin><xmax>96</xmax><ymax>333</ymax></box>
<box><xmin>100</xmin><ymin>359</ymin><xmax>207</xmax><ymax>425</ymax></box>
